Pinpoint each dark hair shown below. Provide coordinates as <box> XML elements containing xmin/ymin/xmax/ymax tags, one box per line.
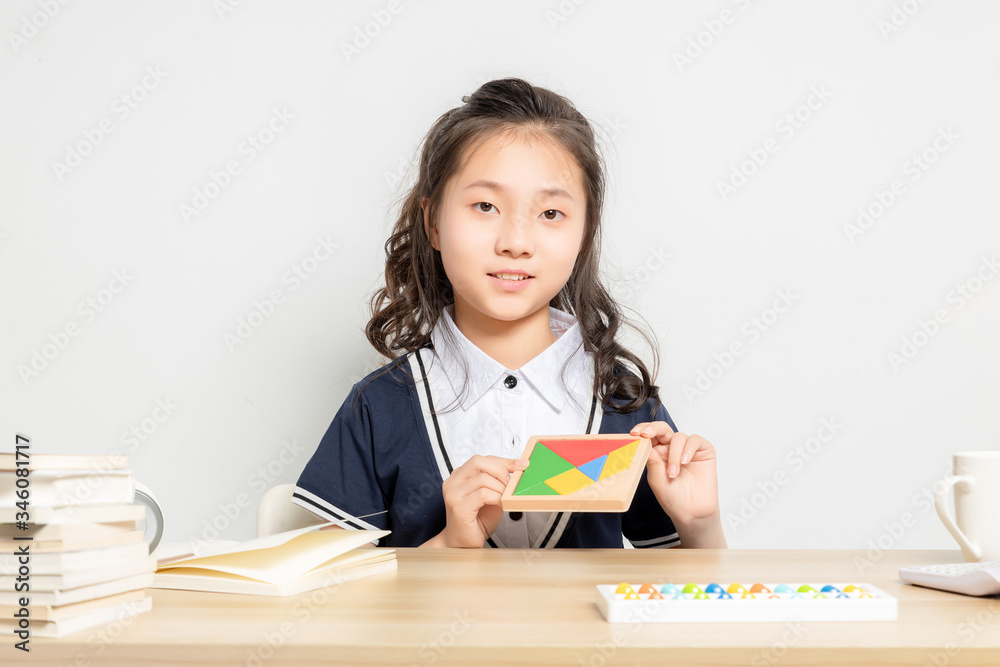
<box><xmin>365</xmin><ymin>77</ymin><xmax>661</xmax><ymax>414</ymax></box>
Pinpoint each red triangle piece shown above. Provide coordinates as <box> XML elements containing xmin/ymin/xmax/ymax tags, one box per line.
<box><xmin>538</xmin><ymin>438</ymin><xmax>640</xmax><ymax>468</ymax></box>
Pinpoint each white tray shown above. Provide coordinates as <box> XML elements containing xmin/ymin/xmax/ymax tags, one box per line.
<box><xmin>596</xmin><ymin>582</ymin><xmax>898</xmax><ymax>622</ymax></box>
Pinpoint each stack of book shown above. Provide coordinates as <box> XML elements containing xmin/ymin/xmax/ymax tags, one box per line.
<box><xmin>0</xmin><ymin>452</ymin><xmax>155</xmax><ymax>638</ymax></box>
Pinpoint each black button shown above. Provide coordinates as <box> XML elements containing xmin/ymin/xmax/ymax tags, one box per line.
<box><xmin>509</xmin><ymin>512</ymin><xmax>523</xmax><ymax>521</ymax></box>
<box><xmin>504</xmin><ymin>375</ymin><xmax>517</xmax><ymax>389</ymax></box>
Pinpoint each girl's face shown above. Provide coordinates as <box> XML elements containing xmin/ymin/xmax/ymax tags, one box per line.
<box><xmin>424</xmin><ymin>132</ymin><xmax>587</xmax><ymax>335</ymax></box>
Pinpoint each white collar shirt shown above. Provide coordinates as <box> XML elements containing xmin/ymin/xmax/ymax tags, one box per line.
<box><xmin>424</xmin><ymin>303</ymin><xmax>597</xmax><ymax>548</ymax></box>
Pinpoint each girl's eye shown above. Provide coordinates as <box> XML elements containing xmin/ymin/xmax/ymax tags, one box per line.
<box><xmin>473</xmin><ymin>203</ymin><xmax>565</xmax><ymax>220</ymax></box>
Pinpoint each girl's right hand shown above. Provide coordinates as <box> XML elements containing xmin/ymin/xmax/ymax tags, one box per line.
<box><xmin>437</xmin><ymin>455</ymin><xmax>529</xmax><ymax>548</ymax></box>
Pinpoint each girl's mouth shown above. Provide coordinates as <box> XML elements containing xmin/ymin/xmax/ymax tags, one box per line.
<box><xmin>488</xmin><ymin>273</ymin><xmax>533</xmax><ymax>290</ymax></box>
<box><xmin>488</xmin><ymin>272</ymin><xmax>531</xmax><ymax>281</ymax></box>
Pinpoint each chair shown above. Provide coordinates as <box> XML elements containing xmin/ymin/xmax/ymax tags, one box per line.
<box><xmin>256</xmin><ymin>483</ymin><xmax>326</xmax><ymax>538</ymax></box>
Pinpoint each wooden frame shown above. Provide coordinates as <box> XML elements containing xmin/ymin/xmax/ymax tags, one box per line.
<box><xmin>500</xmin><ymin>434</ymin><xmax>652</xmax><ymax>512</ymax></box>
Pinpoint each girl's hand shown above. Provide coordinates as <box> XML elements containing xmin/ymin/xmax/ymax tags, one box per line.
<box><xmin>631</xmin><ymin>421</ymin><xmax>720</xmax><ymax>524</ymax></box>
<box><xmin>438</xmin><ymin>455</ymin><xmax>529</xmax><ymax>548</ymax></box>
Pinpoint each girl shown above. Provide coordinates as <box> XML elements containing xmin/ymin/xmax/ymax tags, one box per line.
<box><xmin>293</xmin><ymin>78</ymin><xmax>726</xmax><ymax>550</ymax></box>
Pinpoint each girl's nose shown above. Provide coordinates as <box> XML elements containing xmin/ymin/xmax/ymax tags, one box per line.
<box><xmin>495</xmin><ymin>213</ymin><xmax>534</xmax><ymax>257</ymax></box>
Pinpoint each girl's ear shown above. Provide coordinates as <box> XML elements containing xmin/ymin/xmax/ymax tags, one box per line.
<box><xmin>421</xmin><ymin>197</ymin><xmax>440</xmax><ymax>251</ymax></box>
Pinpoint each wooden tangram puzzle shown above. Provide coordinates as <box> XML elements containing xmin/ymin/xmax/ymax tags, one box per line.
<box><xmin>500</xmin><ymin>434</ymin><xmax>652</xmax><ymax>512</ymax></box>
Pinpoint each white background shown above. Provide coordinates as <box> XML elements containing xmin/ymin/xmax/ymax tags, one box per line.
<box><xmin>1</xmin><ymin>0</ymin><xmax>998</xmax><ymax>554</ymax></box>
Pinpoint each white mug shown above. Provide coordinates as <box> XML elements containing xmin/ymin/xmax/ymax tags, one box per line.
<box><xmin>934</xmin><ymin>451</ymin><xmax>1000</xmax><ymax>562</ymax></box>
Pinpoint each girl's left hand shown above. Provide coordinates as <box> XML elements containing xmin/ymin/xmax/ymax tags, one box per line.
<box><xmin>630</xmin><ymin>421</ymin><xmax>720</xmax><ymax>524</ymax></box>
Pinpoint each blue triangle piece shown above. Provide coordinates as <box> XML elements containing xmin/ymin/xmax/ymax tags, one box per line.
<box><xmin>576</xmin><ymin>454</ymin><xmax>607</xmax><ymax>482</ymax></box>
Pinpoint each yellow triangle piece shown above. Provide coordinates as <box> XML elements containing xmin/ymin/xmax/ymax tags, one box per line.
<box><xmin>598</xmin><ymin>439</ymin><xmax>639</xmax><ymax>480</ymax></box>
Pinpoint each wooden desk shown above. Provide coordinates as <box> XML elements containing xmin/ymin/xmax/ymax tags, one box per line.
<box><xmin>19</xmin><ymin>548</ymin><xmax>1000</xmax><ymax>666</ymax></box>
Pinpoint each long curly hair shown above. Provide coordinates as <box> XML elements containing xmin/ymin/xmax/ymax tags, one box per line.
<box><xmin>365</xmin><ymin>77</ymin><xmax>661</xmax><ymax>415</ymax></box>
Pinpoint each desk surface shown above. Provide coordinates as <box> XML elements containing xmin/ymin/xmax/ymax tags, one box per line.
<box><xmin>20</xmin><ymin>548</ymin><xmax>1000</xmax><ymax>666</ymax></box>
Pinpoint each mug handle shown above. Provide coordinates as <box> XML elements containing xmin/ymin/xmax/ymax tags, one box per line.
<box><xmin>934</xmin><ymin>475</ymin><xmax>982</xmax><ymax>561</ymax></box>
<box><xmin>133</xmin><ymin>481</ymin><xmax>164</xmax><ymax>554</ymax></box>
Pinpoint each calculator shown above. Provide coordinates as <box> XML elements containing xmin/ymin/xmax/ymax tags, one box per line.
<box><xmin>898</xmin><ymin>562</ymin><xmax>1000</xmax><ymax>597</ymax></box>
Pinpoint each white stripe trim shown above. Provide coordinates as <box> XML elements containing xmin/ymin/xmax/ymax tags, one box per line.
<box><xmin>540</xmin><ymin>512</ymin><xmax>571</xmax><ymax>548</ymax></box>
<box><xmin>629</xmin><ymin>532</ymin><xmax>680</xmax><ymax>548</ymax></box>
<box><xmin>291</xmin><ymin>487</ymin><xmax>381</xmax><ymax>531</ymax></box>
<box><xmin>645</xmin><ymin>540</ymin><xmax>681</xmax><ymax>549</ymax></box>
<box><xmin>532</xmin><ymin>513</ymin><xmax>561</xmax><ymax>548</ymax></box>
<box><xmin>409</xmin><ymin>351</ymin><xmax>452</xmax><ymax>482</ymax></box>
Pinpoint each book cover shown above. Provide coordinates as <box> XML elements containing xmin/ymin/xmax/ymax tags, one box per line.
<box><xmin>0</xmin><ymin>555</ymin><xmax>157</xmax><ymax>593</ymax></box>
<box><xmin>0</xmin><ymin>540</ymin><xmax>149</xmax><ymax>574</ymax></box>
<box><xmin>0</xmin><ymin>469</ymin><xmax>134</xmax><ymax>507</ymax></box>
<box><xmin>0</xmin><ymin>596</ymin><xmax>152</xmax><ymax>638</ymax></box>
<box><xmin>0</xmin><ymin>588</ymin><xmax>146</xmax><ymax>621</ymax></box>
<box><xmin>0</xmin><ymin>571</ymin><xmax>155</xmax><ymax>606</ymax></box>
<box><xmin>0</xmin><ymin>503</ymin><xmax>146</xmax><ymax>524</ymax></box>
<box><xmin>0</xmin><ymin>519</ymin><xmax>142</xmax><ymax>541</ymax></box>
<box><xmin>0</xmin><ymin>452</ymin><xmax>128</xmax><ymax>472</ymax></box>
<box><xmin>0</xmin><ymin>528</ymin><xmax>144</xmax><ymax>553</ymax></box>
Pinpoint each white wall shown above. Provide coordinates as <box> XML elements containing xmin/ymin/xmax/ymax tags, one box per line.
<box><xmin>2</xmin><ymin>0</ymin><xmax>998</xmax><ymax>553</ymax></box>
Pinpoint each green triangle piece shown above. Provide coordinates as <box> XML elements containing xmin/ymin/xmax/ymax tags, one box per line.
<box><xmin>513</xmin><ymin>479</ymin><xmax>561</xmax><ymax>496</ymax></box>
<box><xmin>514</xmin><ymin>443</ymin><xmax>574</xmax><ymax>494</ymax></box>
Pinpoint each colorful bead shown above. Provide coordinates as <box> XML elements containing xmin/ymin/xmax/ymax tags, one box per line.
<box><xmin>611</xmin><ymin>582</ymin><xmax>878</xmax><ymax>604</ymax></box>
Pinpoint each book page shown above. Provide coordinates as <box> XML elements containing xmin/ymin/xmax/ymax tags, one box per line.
<box><xmin>157</xmin><ymin>526</ymin><xmax>389</xmax><ymax>585</ymax></box>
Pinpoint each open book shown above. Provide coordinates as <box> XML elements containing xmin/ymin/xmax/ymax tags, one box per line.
<box><xmin>152</xmin><ymin>522</ymin><xmax>395</xmax><ymax>596</ymax></box>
